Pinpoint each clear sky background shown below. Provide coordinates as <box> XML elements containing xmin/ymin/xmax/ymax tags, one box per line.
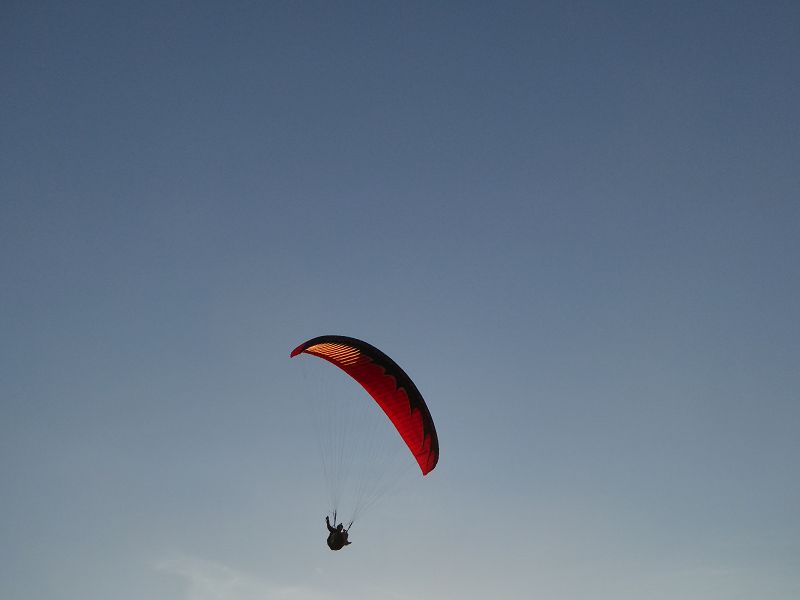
<box><xmin>2</xmin><ymin>2</ymin><xmax>799</xmax><ymax>599</ymax></box>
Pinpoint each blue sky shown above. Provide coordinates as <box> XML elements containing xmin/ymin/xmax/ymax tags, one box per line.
<box><xmin>2</xmin><ymin>2</ymin><xmax>799</xmax><ymax>599</ymax></box>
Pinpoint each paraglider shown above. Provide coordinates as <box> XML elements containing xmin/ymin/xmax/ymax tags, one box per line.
<box><xmin>325</xmin><ymin>514</ymin><xmax>351</xmax><ymax>551</ymax></box>
<box><xmin>290</xmin><ymin>335</ymin><xmax>439</xmax><ymax>549</ymax></box>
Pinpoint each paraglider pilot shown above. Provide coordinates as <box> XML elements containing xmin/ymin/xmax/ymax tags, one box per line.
<box><xmin>326</xmin><ymin>514</ymin><xmax>351</xmax><ymax>550</ymax></box>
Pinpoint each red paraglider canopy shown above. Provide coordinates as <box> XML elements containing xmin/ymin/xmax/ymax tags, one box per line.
<box><xmin>291</xmin><ymin>335</ymin><xmax>439</xmax><ymax>475</ymax></box>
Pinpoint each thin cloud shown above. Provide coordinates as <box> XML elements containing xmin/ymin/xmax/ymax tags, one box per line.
<box><xmin>157</xmin><ymin>556</ymin><xmax>345</xmax><ymax>600</ymax></box>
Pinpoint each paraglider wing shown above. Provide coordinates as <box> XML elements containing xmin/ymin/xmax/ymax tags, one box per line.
<box><xmin>291</xmin><ymin>335</ymin><xmax>439</xmax><ymax>475</ymax></box>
